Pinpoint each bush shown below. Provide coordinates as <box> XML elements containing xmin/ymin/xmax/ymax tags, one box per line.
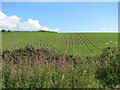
<box><xmin>2</xmin><ymin>45</ymin><xmax>101</xmax><ymax>88</ymax></box>
<box><xmin>1</xmin><ymin>29</ymin><xmax>6</xmax><ymax>32</ymax></box>
<box><xmin>38</xmin><ymin>30</ymin><xmax>57</xmax><ymax>33</ymax></box>
<box><xmin>7</xmin><ymin>30</ymin><xmax>11</xmax><ymax>32</ymax></box>
<box><xmin>95</xmin><ymin>46</ymin><xmax>120</xmax><ymax>88</ymax></box>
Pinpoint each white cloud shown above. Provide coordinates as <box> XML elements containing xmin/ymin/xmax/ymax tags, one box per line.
<box><xmin>0</xmin><ymin>11</ymin><xmax>21</xmax><ymax>29</ymax></box>
<box><xmin>19</xmin><ymin>18</ymin><xmax>42</xmax><ymax>30</ymax></box>
<box><xmin>0</xmin><ymin>11</ymin><xmax>59</xmax><ymax>32</ymax></box>
<box><xmin>42</xmin><ymin>28</ymin><xmax>59</xmax><ymax>32</ymax></box>
<box><xmin>19</xmin><ymin>19</ymin><xmax>55</xmax><ymax>31</ymax></box>
<box><xmin>49</xmin><ymin>28</ymin><xmax>59</xmax><ymax>32</ymax></box>
<box><xmin>100</xmin><ymin>28</ymin><xmax>107</xmax><ymax>31</ymax></box>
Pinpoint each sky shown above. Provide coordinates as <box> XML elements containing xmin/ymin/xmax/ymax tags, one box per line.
<box><xmin>0</xmin><ymin>2</ymin><xmax>118</xmax><ymax>32</ymax></box>
<box><xmin>1</xmin><ymin>0</ymin><xmax>120</xmax><ymax>2</ymax></box>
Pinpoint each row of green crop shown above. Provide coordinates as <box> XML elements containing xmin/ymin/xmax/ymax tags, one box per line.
<box><xmin>2</xmin><ymin>32</ymin><xmax>118</xmax><ymax>56</ymax></box>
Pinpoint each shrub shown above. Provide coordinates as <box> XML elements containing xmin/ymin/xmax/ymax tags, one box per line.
<box><xmin>7</xmin><ymin>30</ymin><xmax>11</xmax><ymax>32</ymax></box>
<box><xmin>2</xmin><ymin>45</ymin><xmax>101</xmax><ymax>88</ymax></box>
<box><xmin>95</xmin><ymin>46</ymin><xmax>120</xmax><ymax>88</ymax></box>
<box><xmin>38</xmin><ymin>30</ymin><xmax>57</xmax><ymax>33</ymax></box>
<box><xmin>1</xmin><ymin>29</ymin><xmax>6</xmax><ymax>32</ymax></box>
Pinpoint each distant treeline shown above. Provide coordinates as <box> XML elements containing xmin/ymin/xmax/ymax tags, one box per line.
<box><xmin>0</xmin><ymin>29</ymin><xmax>57</xmax><ymax>33</ymax></box>
<box><xmin>38</xmin><ymin>30</ymin><xmax>57</xmax><ymax>33</ymax></box>
<box><xmin>1</xmin><ymin>29</ymin><xmax>11</xmax><ymax>32</ymax></box>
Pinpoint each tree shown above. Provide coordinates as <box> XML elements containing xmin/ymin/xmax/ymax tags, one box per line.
<box><xmin>7</xmin><ymin>30</ymin><xmax>11</xmax><ymax>32</ymax></box>
<box><xmin>1</xmin><ymin>29</ymin><xmax>6</xmax><ymax>32</ymax></box>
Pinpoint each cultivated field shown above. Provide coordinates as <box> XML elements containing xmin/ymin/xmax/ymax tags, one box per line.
<box><xmin>2</xmin><ymin>32</ymin><xmax>118</xmax><ymax>56</ymax></box>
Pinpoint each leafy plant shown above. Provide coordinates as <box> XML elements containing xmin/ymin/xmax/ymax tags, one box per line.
<box><xmin>96</xmin><ymin>46</ymin><xmax>120</xmax><ymax>88</ymax></box>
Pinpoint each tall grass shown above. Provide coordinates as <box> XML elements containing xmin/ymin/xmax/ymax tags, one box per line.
<box><xmin>2</xmin><ymin>45</ymin><xmax>120</xmax><ymax>88</ymax></box>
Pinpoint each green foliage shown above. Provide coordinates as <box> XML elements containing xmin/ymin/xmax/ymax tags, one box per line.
<box><xmin>2</xmin><ymin>32</ymin><xmax>119</xmax><ymax>88</ymax></box>
<box><xmin>1</xmin><ymin>29</ymin><xmax>11</xmax><ymax>32</ymax></box>
<box><xmin>3</xmin><ymin>45</ymin><xmax>120</xmax><ymax>88</ymax></box>
<box><xmin>1</xmin><ymin>29</ymin><xmax>6</xmax><ymax>32</ymax></box>
<box><xmin>95</xmin><ymin>46</ymin><xmax>120</xmax><ymax>88</ymax></box>
<box><xmin>7</xmin><ymin>30</ymin><xmax>11</xmax><ymax>32</ymax></box>
<box><xmin>2</xmin><ymin>45</ymin><xmax>101</xmax><ymax>88</ymax></box>
<box><xmin>38</xmin><ymin>30</ymin><xmax>57</xmax><ymax>33</ymax></box>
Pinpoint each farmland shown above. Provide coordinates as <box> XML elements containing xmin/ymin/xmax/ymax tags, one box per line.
<box><xmin>1</xmin><ymin>32</ymin><xmax>120</xmax><ymax>88</ymax></box>
<box><xmin>2</xmin><ymin>32</ymin><xmax>118</xmax><ymax>56</ymax></box>
<box><xmin>1</xmin><ymin>1</ymin><xmax>120</xmax><ymax>88</ymax></box>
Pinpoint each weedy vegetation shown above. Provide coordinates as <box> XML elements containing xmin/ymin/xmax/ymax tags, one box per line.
<box><xmin>1</xmin><ymin>32</ymin><xmax>120</xmax><ymax>88</ymax></box>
